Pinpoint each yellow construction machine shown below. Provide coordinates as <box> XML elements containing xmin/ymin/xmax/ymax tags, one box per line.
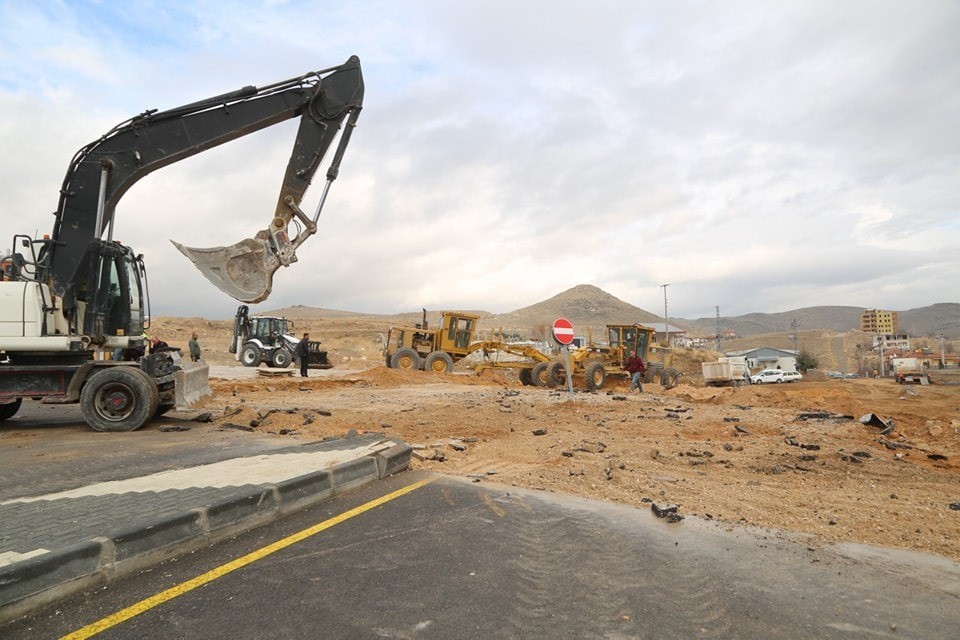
<box><xmin>545</xmin><ymin>323</ymin><xmax>670</xmax><ymax>391</ymax></box>
<box><xmin>383</xmin><ymin>310</ymin><xmax>554</xmax><ymax>378</ymax></box>
<box><xmin>383</xmin><ymin>310</ymin><xmax>481</xmax><ymax>372</ymax></box>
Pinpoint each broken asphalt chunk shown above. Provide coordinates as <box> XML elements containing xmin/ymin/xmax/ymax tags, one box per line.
<box><xmin>651</xmin><ymin>503</ymin><xmax>679</xmax><ymax>518</ymax></box>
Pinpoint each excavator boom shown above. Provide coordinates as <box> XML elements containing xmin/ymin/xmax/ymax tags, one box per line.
<box><xmin>49</xmin><ymin>56</ymin><xmax>363</xmax><ymax>304</ymax></box>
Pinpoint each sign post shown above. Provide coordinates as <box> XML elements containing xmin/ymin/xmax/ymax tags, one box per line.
<box><xmin>552</xmin><ymin>318</ymin><xmax>576</xmax><ymax>395</ymax></box>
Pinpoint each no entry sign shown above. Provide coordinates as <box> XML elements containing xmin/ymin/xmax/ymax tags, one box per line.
<box><xmin>552</xmin><ymin>317</ymin><xmax>575</xmax><ymax>345</ymax></box>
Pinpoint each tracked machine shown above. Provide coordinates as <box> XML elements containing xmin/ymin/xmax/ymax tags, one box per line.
<box><xmin>0</xmin><ymin>57</ymin><xmax>363</xmax><ymax>431</ymax></box>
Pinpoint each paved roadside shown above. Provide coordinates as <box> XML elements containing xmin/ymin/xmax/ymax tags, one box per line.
<box><xmin>0</xmin><ymin>405</ymin><xmax>411</xmax><ymax>624</ymax></box>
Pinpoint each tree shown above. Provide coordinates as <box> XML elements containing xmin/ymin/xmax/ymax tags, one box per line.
<box><xmin>796</xmin><ymin>349</ymin><xmax>819</xmax><ymax>372</ymax></box>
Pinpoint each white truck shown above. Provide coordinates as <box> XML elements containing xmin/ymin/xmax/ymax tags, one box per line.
<box><xmin>702</xmin><ymin>357</ymin><xmax>751</xmax><ymax>387</ymax></box>
<box><xmin>890</xmin><ymin>357</ymin><xmax>929</xmax><ymax>385</ymax></box>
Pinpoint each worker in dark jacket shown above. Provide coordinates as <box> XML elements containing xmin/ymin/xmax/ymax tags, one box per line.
<box><xmin>625</xmin><ymin>350</ymin><xmax>647</xmax><ymax>393</ymax></box>
<box><xmin>297</xmin><ymin>333</ymin><xmax>311</xmax><ymax>377</ymax></box>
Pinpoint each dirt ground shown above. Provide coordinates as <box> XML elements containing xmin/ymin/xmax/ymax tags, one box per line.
<box><xmin>185</xmin><ymin>359</ymin><xmax>960</xmax><ymax>563</ymax></box>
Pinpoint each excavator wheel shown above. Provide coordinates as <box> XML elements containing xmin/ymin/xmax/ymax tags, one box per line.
<box><xmin>519</xmin><ymin>368</ymin><xmax>533</xmax><ymax>386</ymax></box>
<box><xmin>584</xmin><ymin>361</ymin><xmax>606</xmax><ymax>391</ymax></box>
<box><xmin>547</xmin><ymin>361</ymin><xmax>565</xmax><ymax>388</ymax></box>
<box><xmin>391</xmin><ymin>348</ymin><xmax>421</xmax><ymax>371</ymax></box>
<box><xmin>80</xmin><ymin>367</ymin><xmax>160</xmax><ymax>432</ymax></box>
<box><xmin>240</xmin><ymin>344</ymin><xmax>262</xmax><ymax>367</ymax></box>
<box><xmin>531</xmin><ymin>362</ymin><xmax>550</xmax><ymax>387</ymax></box>
<box><xmin>424</xmin><ymin>351</ymin><xmax>454</xmax><ymax>373</ymax></box>
<box><xmin>0</xmin><ymin>398</ymin><xmax>23</xmax><ymax>421</ymax></box>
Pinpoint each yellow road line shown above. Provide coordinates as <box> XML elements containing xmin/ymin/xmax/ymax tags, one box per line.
<box><xmin>62</xmin><ymin>477</ymin><xmax>434</xmax><ymax>640</ymax></box>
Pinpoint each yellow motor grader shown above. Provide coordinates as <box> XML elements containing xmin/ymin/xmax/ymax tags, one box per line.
<box><xmin>544</xmin><ymin>323</ymin><xmax>676</xmax><ymax>391</ymax></box>
<box><xmin>382</xmin><ymin>310</ymin><xmax>553</xmax><ymax>378</ymax></box>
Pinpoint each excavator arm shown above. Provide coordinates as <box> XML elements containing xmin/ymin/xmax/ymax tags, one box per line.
<box><xmin>47</xmin><ymin>56</ymin><xmax>363</xmax><ymax>305</ymax></box>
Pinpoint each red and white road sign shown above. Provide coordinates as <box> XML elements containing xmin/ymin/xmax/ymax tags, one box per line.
<box><xmin>552</xmin><ymin>317</ymin><xmax>575</xmax><ymax>345</ymax></box>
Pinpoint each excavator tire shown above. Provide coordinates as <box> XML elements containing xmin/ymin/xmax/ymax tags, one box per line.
<box><xmin>547</xmin><ymin>361</ymin><xmax>565</xmax><ymax>388</ymax></box>
<box><xmin>80</xmin><ymin>367</ymin><xmax>159</xmax><ymax>432</ymax></box>
<box><xmin>425</xmin><ymin>351</ymin><xmax>454</xmax><ymax>373</ymax></box>
<box><xmin>391</xmin><ymin>348</ymin><xmax>421</xmax><ymax>371</ymax></box>
<box><xmin>531</xmin><ymin>362</ymin><xmax>550</xmax><ymax>387</ymax></box>
<box><xmin>584</xmin><ymin>361</ymin><xmax>606</xmax><ymax>391</ymax></box>
<box><xmin>240</xmin><ymin>344</ymin><xmax>262</xmax><ymax>367</ymax></box>
<box><xmin>0</xmin><ymin>398</ymin><xmax>22</xmax><ymax>421</ymax></box>
<box><xmin>519</xmin><ymin>368</ymin><xmax>533</xmax><ymax>386</ymax></box>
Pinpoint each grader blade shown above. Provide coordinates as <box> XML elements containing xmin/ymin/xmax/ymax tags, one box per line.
<box><xmin>171</xmin><ymin>235</ymin><xmax>280</xmax><ymax>304</ymax></box>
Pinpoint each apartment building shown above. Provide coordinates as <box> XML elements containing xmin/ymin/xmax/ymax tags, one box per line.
<box><xmin>860</xmin><ymin>308</ymin><xmax>899</xmax><ymax>333</ymax></box>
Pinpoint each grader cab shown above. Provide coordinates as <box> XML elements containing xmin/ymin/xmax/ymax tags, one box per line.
<box><xmin>384</xmin><ymin>310</ymin><xmax>480</xmax><ymax>372</ymax></box>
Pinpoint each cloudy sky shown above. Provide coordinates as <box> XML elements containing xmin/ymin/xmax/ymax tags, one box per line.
<box><xmin>1</xmin><ymin>1</ymin><xmax>957</xmax><ymax>321</ymax></box>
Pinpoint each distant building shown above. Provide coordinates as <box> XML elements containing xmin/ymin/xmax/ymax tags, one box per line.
<box><xmin>872</xmin><ymin>333</ymin><xmax>909</xmax><ymax>351</ymax></box>
<box><xmin>681</xmin><ymin>335</ymin><xmax>713</xmax><ymax>349</ymax></box>
<box><xmin>647</xmin><ymin>323</ymin><xmax>687</xmax><ymax>347</ymax></box>
<box><xmin>861</xmin><ymin>309</ymin><xmax>899</xmax><ymax>333</ymax></box>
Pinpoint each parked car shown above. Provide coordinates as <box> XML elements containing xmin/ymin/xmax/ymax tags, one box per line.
<box><xmin>750</xmin><ymin>369</ymin><xmax>802</xmax><ymax>384</ymax></box>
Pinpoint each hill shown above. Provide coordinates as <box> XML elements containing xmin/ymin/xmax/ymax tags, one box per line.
<box><xmin>259</xmin><ymin>286</ymin><xmax>957</xmax><ymax>340</ymax></box>
<box><xmin>483</xmin><ymin>284</ymin><xmax>663</xmax><ymax>338</ymax></box>
<box><xmin>682</xmin><ymin>303</ymin><xmax>960</xmax><ymax>339</ymax></box>
<box><xmin>680</xmin><ymin>306</ymin><xmax>864</xmax><ymax>338</ymax></box>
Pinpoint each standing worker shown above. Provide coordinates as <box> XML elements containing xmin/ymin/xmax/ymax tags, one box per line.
<box><xmin>625</xmin><ymin>350</ymin><xmax>646</xmax><ymax>394</ymax></box>
<box><xmin>188</xmin><ymin>332</ymin><xmax>202</xmax><ymax>362</ymax></box>
<box><xmin>297</xmin><ymin>332</ymin><xmax>311</xmax><ymax>377</ymax></box>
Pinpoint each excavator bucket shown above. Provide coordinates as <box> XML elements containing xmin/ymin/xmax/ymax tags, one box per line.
<box><xmin>171</xmin><ymin>236</ymin><xmax>278</xmax><ymax>304</ymax></box>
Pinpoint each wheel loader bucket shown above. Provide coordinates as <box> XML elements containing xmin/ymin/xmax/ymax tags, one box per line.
<box><xmin>171</xmin><ymin>236</ymin><xmax>278</xmax><ymax>304</ymax></box>
<box><xmin>174</xmin><ymin>360</ymin><xmax>212</xmax><ymax>408</ymax></box>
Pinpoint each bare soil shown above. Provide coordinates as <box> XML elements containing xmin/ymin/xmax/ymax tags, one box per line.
<box><xmin>188</xmin><ymin>358</ymin><xmax>960</xmax><ymax>563</ymax></box>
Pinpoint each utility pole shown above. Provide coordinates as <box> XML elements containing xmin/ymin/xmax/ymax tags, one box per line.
<box><xmin>939</xmin><ymin>334</ymin><xmax>945</xmax><ymax>368</ymax></box>
<box><xmin>790</xmin><ymin>318</ymin><xmax>799</xmax><ymax>353</ymax></box>
<box><xmin>715</xmin><ymin>306</ymin><xmax>722</xmax><ymax>351</ymax></box>
<box><xmin>660</xmin><ymin>282</ymin><xmax>669</xmax><ymax>347</ymax></box>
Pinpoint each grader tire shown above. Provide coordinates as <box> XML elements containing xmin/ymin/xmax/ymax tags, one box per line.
<box><xmin>546</xmin><ymin>361</ymin><xmax>565</xmax><ymax>388</ymax></box>
<box><xmin>391</xmin><ymin>348</ymin><xmax>421</xmax><ymax>371</ymax></box>
<box><xmin>584</xmin><ymin>361</ymin><xmax>606</xmax><ymax>391</ymax></box>
<box><xmin>519</xmin><ymin>368</ymin><xmax>533</xmax><ymax>386</ymax></box>
<box><xmin>424</xmin><ymin>351</ymin><xmax>454</xmax><ymax>373</ymax></box>
<box><xmin>531</xmin><ymin>362</ymin><xmax>550</xmax><ymax>387</ymax></box>
<box><xmin>644</xmin><ymin>362</ymin><xmax>664</xmax><ymax>384</ymax></box>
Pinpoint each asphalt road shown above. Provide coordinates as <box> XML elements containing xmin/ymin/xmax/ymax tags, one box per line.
<box><xmin>3</xmin><ymin>471</ymin><xmax>957</xmax><ymax>639</ymax></box>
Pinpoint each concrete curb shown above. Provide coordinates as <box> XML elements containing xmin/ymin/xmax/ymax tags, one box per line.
<box><xmin>0</xmin><ymin>436</ymin><xmax>413</xmax><ymax>625</ymax></box>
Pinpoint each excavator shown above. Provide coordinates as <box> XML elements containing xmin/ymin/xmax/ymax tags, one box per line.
<box><xmin>0</xmin><ymin>56</ymin><xmax>364</xmax><ymax>432</ymax></box>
